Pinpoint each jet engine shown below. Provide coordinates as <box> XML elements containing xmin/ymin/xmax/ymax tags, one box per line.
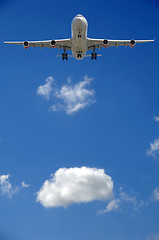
<box><xmin>23</xmin><ymin>41</ymin><xmax>29</xmax><ymax>49</ymax></box>
<box><xmin>50</xmin><ymin>40</ymin><xmax>56</xmax><ymax>48</ymax></box>
<box><xmin>103</xmin><ymin>39</ymin><xmax>109</xmax><ymax>47</ymax></box>
<box><xmin>129</xmin><ymin>40</ymin><xmax>136</xmax><ymax>48</ymax></box>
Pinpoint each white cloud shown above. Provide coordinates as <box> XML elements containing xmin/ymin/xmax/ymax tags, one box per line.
<box><xmin>119</xmin><ymin>188</ymin><xmax>137</xmax><ymax>206</ymax></box>
<box><xmin>36</xmin><ymin>167</ymin><xmax>113</xmax><ymax>208</ymax></box>
<box><xmin>37</xmin><ymin>76</ymin><xmax>96</xmax><ymax>115</ymax></box>
<box><xmin>98</xmin><ymin>187</ymin><xmax>147</xmax><ymax>215</ymax></box>
<box><xmin>152</xmin><ymin>187</ymin><xmax>159</xmax><ymax>201</ymax></box>
<box><xmin>0</xmin><ymin>175</ymin><xmax>19</xmax><ymax>198</ymax></box>
<box><xmin>147</xmin><ymin>138</ymin><xmax>159</xmax><ymax>158</ymax></box>
<box><xmin>98</xmin><ymin>198</ymin><xmax>120</xmax><ymax>214</ymax></box>
<box><xmin>154</xmin><ymin>116</ymin><xmax>159</xmax><ymax>122</ymax></box>
<box><xmin>21</xmin><ymin>181</ymin><xmax>30</xmax><ymax>188</ymax></box>
<box><xmin>37</xmin><ymin>76</ymin><xmax>54</xmax><ymax>100</ymax></box>
<box><xmin>0</xmin><ymin>175</ymin><xmax>30</xmax><ymax>198</ymax></box>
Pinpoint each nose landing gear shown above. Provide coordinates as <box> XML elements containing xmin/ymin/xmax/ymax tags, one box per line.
<box><xmin>77</xmin><ymin>51</ymin><xmax>82</xmax><ymax>59</ymax></box>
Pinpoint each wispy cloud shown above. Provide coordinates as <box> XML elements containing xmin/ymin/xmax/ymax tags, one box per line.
<box><xmin>152</xmin><ymin>187</ymin><xmax>159</xmax><ymax>201</ymax></box>
<box><xmin>98</xmin><ymin>198</ymin><xmax>120</xmax><ymax>214</ymax></box>
<box><xmin>147</xmin><ymin>138</ymin><xmax>159</xmax><ymax>158</ymax></box>
<box><xmin>21</xmin><ymin>181</ymin><xmax>30</xmax><ymax>188</ymax></box>
<box><xmin>154</xmin><ymin>116</ymin><xmax>159</xmax><ymax>122</ymax></box>
<box><xmin>37</xmin><ymin>76</ymin><xmax>96</xmax><ymax>115</ymax></box>
<box><xmin>0</xmin><ymin>175</ymin><xmax>30</xmax><ymax>198</ymax></box>
<box><xmin>98</xmin><ymin>187</ymin><xmax>148</xmax><ymax>215</ymax></box>
<box><xmin>36</xmin><ymin>167</ymin><xmax>113</xmax><ymax>208</ymax></box>
<box><xmin>0</xmin><ymin>175</ymin><xmax>19</xmax><ymax>198</ymax></box>
<box><xmin>37</xmin><ymin>76</ymin><xmax>54</xmax><ymax>100</ymax></box>
<box><xmin>147</xmin><ymin>116</ymin><xmax>159</xmax><ymax>158</ymax></box>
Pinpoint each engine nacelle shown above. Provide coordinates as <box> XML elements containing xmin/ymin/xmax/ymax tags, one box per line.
<box><xmin>103</xmin><ymin>39</ymin><xmax>109</xmax><ymax>47</ymax></box>
<box><xmin>50</xmin><ymin>40</ymin><xmax>56</xmax><ymax>48</ymax></box>
<box><xmin>23</xmin><ymin>41</ymin><xmax>29</xmax><ymax>49</ymax></box>
<box><xmin>129</xmin><ymin>40</ymin><xmax>136</xmax><ymax>48</ymax></box>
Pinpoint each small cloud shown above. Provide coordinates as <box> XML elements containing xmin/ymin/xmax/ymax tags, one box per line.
<box><xmin>119</xmin><ymin>187</ymin><xmax>137</xmax><ymax>207</ymax></box>
<box><xmin>154</xmin><ymin>116</ymin><xmax>159</xmax><ymax>122</ymax></box>
<box><xmin>152</xmin><ymin>187</ymin><xmax>159</xmax><ymax>201</ymax></box>
<box><xmin>98</xmin><ymin>187</ymin><xmax>148</xmax><ymax>215</ymax></box>
<box><xmin>37</xmin><ymin>76</ymin><xmax>54</xmax><ymax>100</ymax></box>
<box><xmin>98</xmin><ymin>198</ymin><xmax>120</xmax><ymax>215</ymax></box>
<box><xmin>67</xmin><ymin>77</ymin><xmax>72</xmax><ymax>84</ymax></box>
<box><xmin>0</xmin><ymin>175</ymin><xmax>19</xmax><ymax>198</ymax></box>
<box><xmin>37</xmin><ymin>76</ymin><xmax>96</xmax><ymax>115</ymax></box>
<box><xmin>147</xmin><ymin>138</ymin><xmax>159</xmax><ymax>158</ymax></box>
<box><xmin>36</xmin><ymin>167</ymin><xmax>113</xmax><ymax>208</ymax></box>
<box><xmin>21</xmin><ymin>181</ymin><xmax>30</xmax><ymax>188</ymax></box>
<box><xmin>0</xmin><ymin>175</ymin><xmax>29</xmax><ymax>198</ymax></box>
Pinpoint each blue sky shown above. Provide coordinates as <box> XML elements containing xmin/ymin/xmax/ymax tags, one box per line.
<box><xmin>0</xmin><ymin>0</ymin><xmax>159</xmax><ymax>239</ymax></box>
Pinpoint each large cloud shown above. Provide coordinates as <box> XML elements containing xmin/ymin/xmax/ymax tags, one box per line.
<box><xmin>36</xmin><ymin>167</ymin><xmax>113</xmax><ymax>208</ymax></box>
<box><xmin>37</xmin><ymin>76</ymin><xmax>95</xmax><ymax>114</ymax></box>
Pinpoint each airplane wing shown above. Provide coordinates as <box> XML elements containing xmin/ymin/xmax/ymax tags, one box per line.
<box><xmin>4</xmin><ymin>39</ymin><xmax>71</xmax><ymax>50</ymax></box>
<box><xmin>87</xmin><ymin>38</ymin><xmax>154</xmax><ymax>50</ymax></box>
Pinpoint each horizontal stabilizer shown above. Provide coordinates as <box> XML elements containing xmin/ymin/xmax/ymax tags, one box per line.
<box><xmin>56</xmin><ymin>55</ymin><xmax>74</xmax><ymax>57</ymax></box>
<box><xmin>56</xmin><ymin>54</ymin><xmax>102</xmax><ymax>58</ymax></box>
<box><xmin>85</xmin><ymin>54</ymin><xmax>102</xmax><ymax>57</ymax></box>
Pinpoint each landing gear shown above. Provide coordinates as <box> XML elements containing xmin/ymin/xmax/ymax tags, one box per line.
<box><xmin>62</xmin><ymin>53</ymin><xmax>68</xmax><ymax>60</ymax></box>
<box><xmin>91</xmin><ymin>52</ymin><xmax>97</xmax><ymax>60</ymax></box>
<box><xmin>91</xmin><ymin>47</ymin><xmax>97</xmax><ymax>60</ymax></box>
<box><xmin>62</xmin><ymin>48</ymin><xmax>68</xmax><ymax>60</ymax></box>
<box><xmin>77</xmin><ymin>51</ymin><xmax>82</xmax><ymax>59</ymax></box>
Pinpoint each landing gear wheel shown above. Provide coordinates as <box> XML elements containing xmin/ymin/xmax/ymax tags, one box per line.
<box><xmin>62</xmin><ymin>53</ymin><xmax>68</xmax><ymax>60</ymax></box>
<box><xmin>91</xmin><ymin>52</ymin><xmax>97</xmax><ymax>60</ymax></box>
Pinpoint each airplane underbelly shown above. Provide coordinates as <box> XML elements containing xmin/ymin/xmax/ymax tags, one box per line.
<box><xmin>71</xmin><ymin>39</ymin><xmax>87</xmax><ymax>60</ymax></box>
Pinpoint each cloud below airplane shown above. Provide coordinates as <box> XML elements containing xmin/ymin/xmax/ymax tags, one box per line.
<box><xmin>37</xmin><ymin>75</ymin><xmax>96</xmax><ymax>114</ymax></box>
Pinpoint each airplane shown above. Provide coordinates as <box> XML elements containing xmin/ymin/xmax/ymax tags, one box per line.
<box><xmin>4</xmin><ymin>14</ymin><xmax>154</xmax><ymax>61</ymax></box>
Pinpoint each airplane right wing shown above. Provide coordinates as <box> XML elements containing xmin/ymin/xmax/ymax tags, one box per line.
<box><xmin>87</xmin><ymin>38</ymin><xmax>154</xmax><ymax>50</ymax></box>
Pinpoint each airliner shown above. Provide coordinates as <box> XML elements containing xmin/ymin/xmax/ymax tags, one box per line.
<box><xmin>4</xmin><ymin>14</ymin><xmax>154</xmax><ymax>60</ymax></box>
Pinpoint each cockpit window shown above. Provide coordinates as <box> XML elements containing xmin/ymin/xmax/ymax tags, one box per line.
<box><xmin>77</xmin><ymin>14</ymin><xmax>83</xmax><ymax>17</ymax></box>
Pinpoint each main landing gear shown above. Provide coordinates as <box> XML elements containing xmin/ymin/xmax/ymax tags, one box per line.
<box><xmin>62</xmin><ymin>48</ymin><xmax>68</xmax><ymax>60</ymax></box>
<box><xmin>91</xmin><ymin>48</ymin><xmax>97</xmax><ymax>60</ymax></box>
<box><xmin>62</xmin><ymin>52</ymin><xmax>68</xmax><ymax>60</ymax></box>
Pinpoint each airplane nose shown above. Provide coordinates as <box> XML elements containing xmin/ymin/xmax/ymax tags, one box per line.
<box><xmin>76</xmin><ymin>14</ymin><xmax>83</xmax><ymax>18</ymax></box>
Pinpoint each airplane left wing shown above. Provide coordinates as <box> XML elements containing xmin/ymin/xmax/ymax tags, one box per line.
<box><xmin>4</xmin><ymin>39</ymin><xmax>71</xmax><ymax>50</ymax></box>
<box><xmin>87</xmin><ymin>38</ymin><xmax>154</xmax><ymax>50</ymax></box>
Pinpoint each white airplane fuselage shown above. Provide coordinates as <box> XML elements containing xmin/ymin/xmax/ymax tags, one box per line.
<box><xmin>71</xmin><ymin>14</ymin><xmax>88</xmax><ymax>60</ymax></box>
